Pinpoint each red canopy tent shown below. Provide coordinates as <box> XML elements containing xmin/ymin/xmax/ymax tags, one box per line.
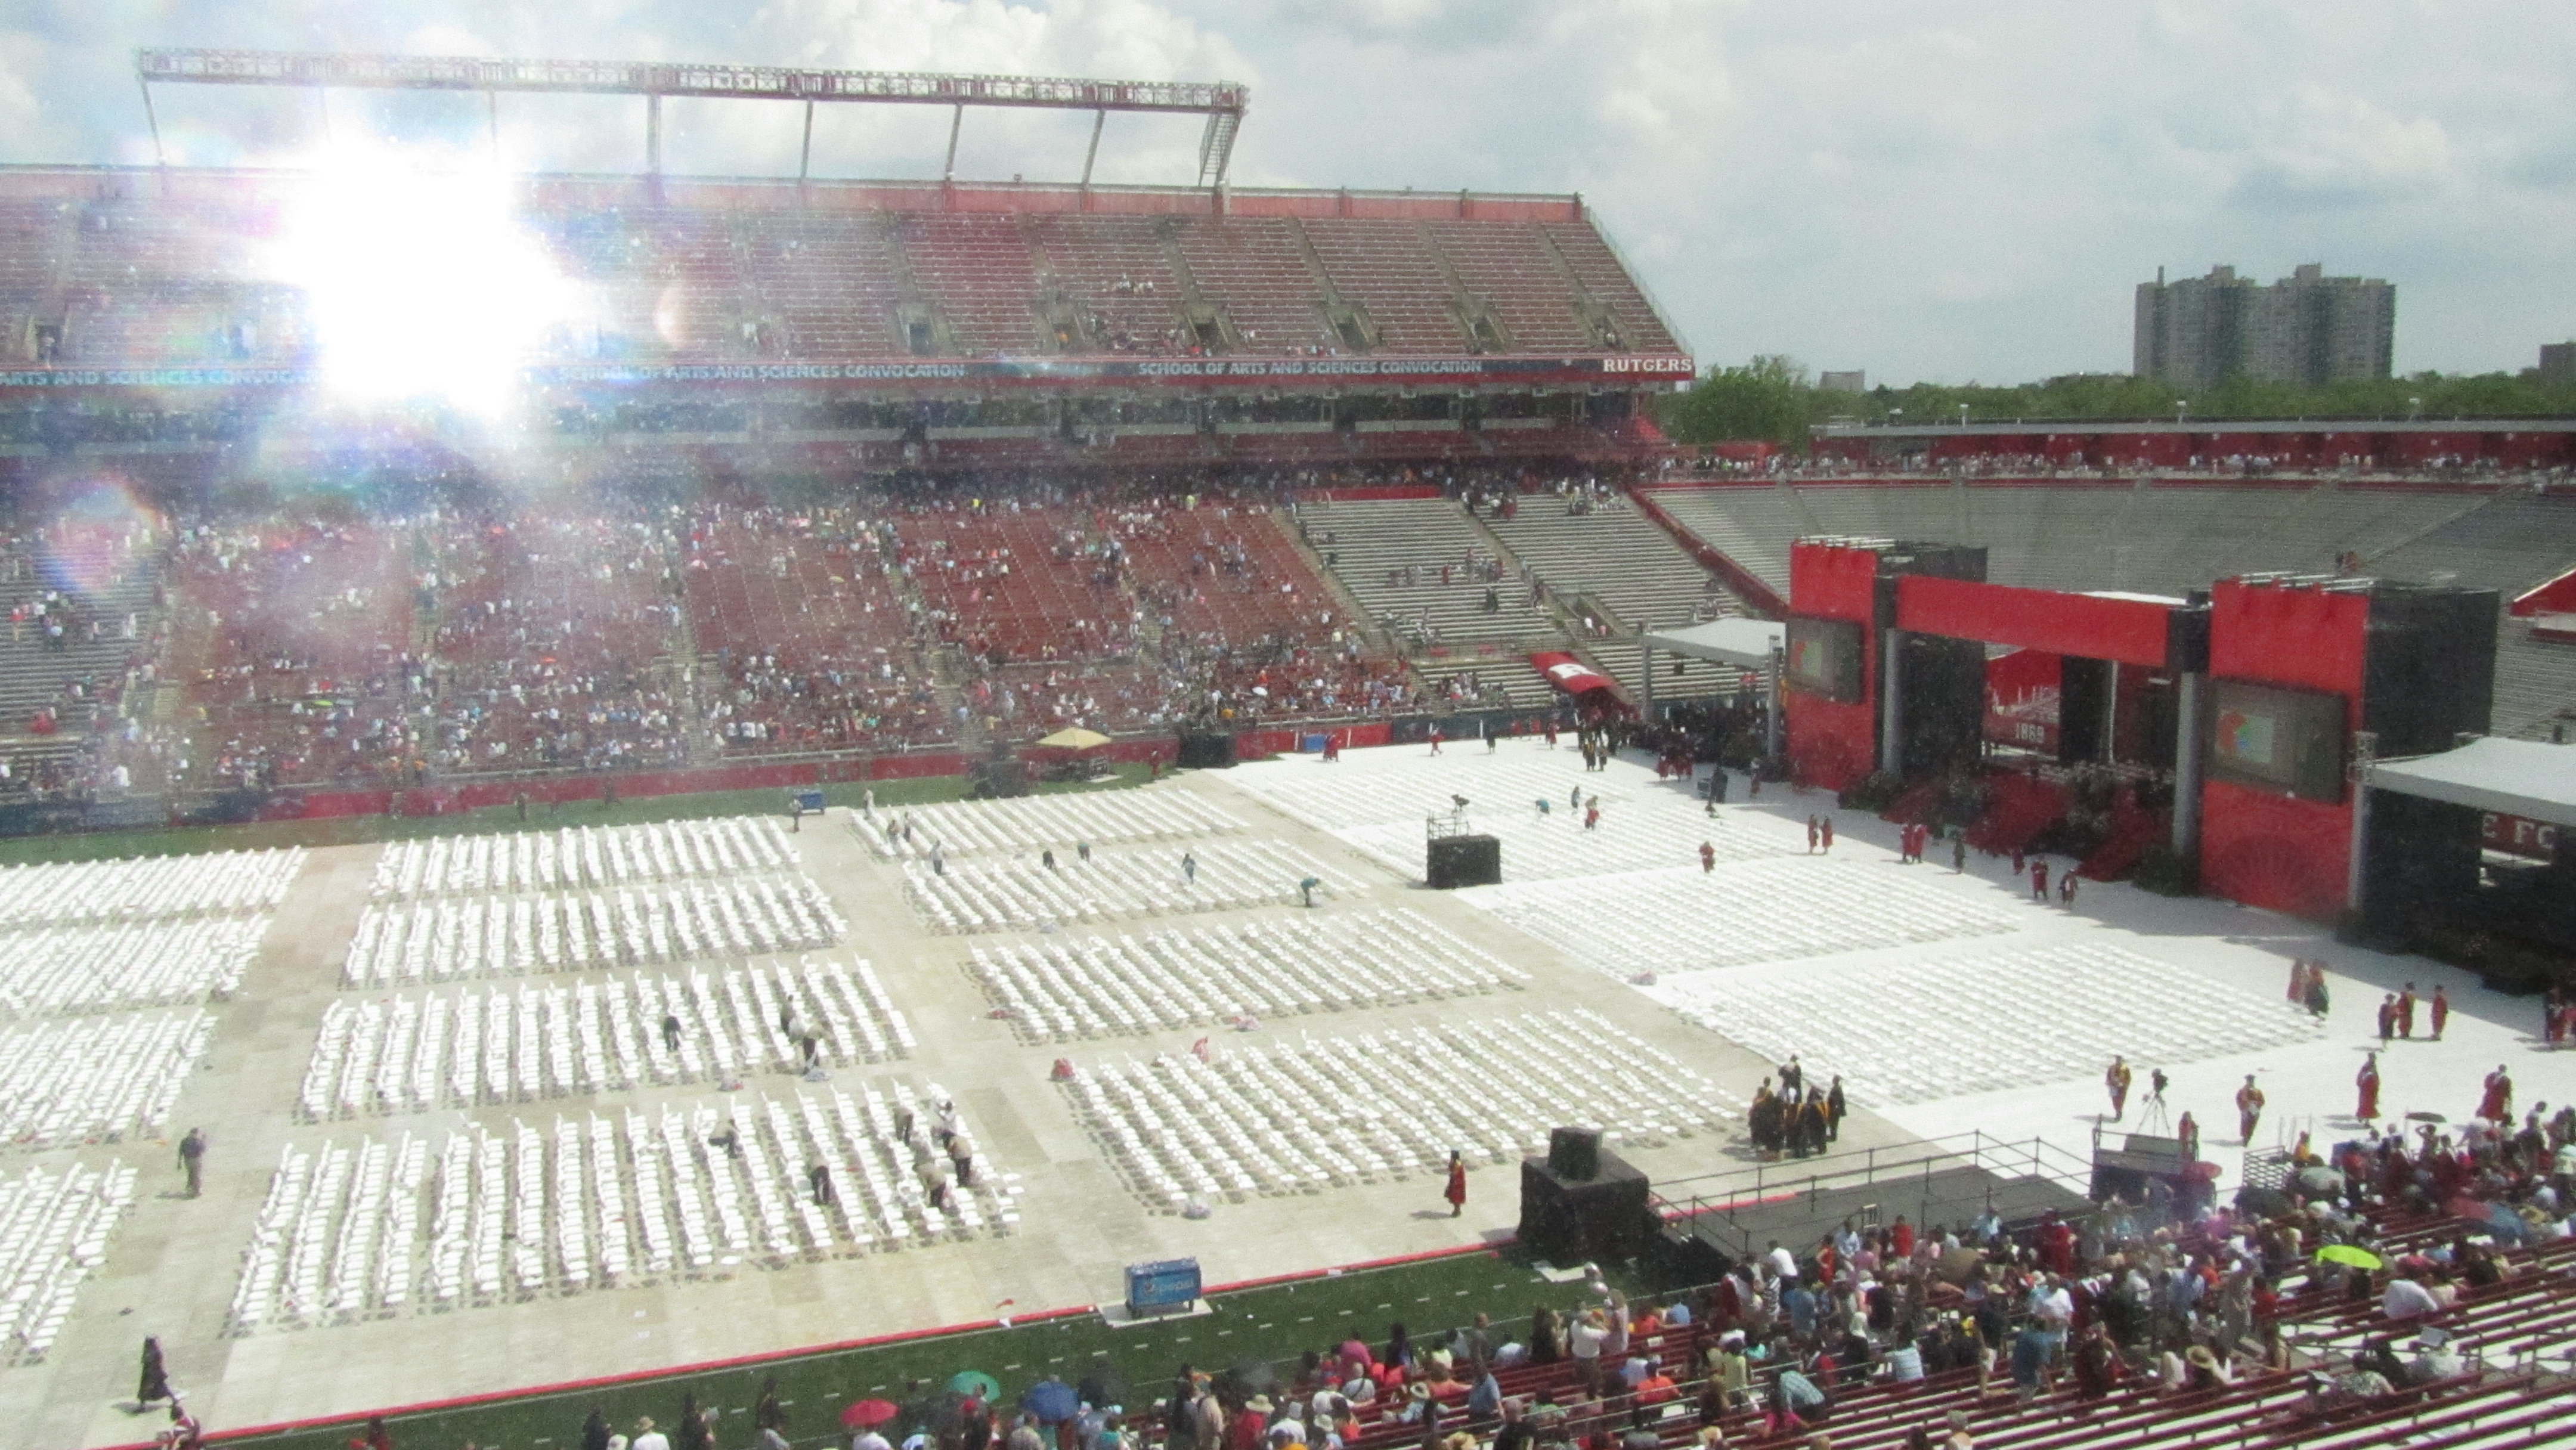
<box><xmin>1530</xmin><ymin>651</ymin><xmax>1621</xmax><ymax>702</ymax></box>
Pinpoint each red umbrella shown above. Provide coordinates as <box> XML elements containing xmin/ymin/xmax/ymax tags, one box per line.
<box><xmin>844</xmin><ymin>1399</ymin><xmax>900</xmax><ymax>1430</ymax></box>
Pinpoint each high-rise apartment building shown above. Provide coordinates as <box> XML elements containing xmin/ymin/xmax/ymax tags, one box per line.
<box><xmin>2133</xmin><ymin>263</ymin><xmax>2394</xmax><ymax>386</ymax></box>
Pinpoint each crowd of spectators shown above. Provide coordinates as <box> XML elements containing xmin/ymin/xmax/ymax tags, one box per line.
<box><xmin>422</xmin><ymin>513</ymin><xmax>691</xmax><ymax>774</ymax></box>
<box><xmin>685</xmin><ymin>504</ymin><xmax>953</xmax><ymax>753</ymax></box>
<box><xmin>0</xmin><ymin>462</ymin><xmax>1713</xmax><ymax>798</ymax></box>
<box><xmin>1697</xmin><ymin>448</ymin><xmax>2576</xmax><ymax>487</ymax></box>
<box><xmin>1032</xmin><ymin>1110</ymin><xmax>2574</xmax><ymax>1450</ymax></box>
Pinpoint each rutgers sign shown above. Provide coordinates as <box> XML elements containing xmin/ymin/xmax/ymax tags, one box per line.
<box><xmin>2482</xmin><ymin>811</ymin><xmax>2560</xmax><ymax>860</ymax></box>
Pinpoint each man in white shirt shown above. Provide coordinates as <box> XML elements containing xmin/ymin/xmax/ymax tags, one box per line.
<box><xmin>854</xmin><ymin>1430</ymin><xmax>893</xmax><ymax>1450</ymax></box>
<box><xmin>1767</xmin><ymin>1241</ymin><xmax>1799</xmax><ymax>1281</ymax></box>
<box><xmin>631</xmin><ymin>1419</ymin><xmax>671</xmax><ymax>1450</ymax></box>
<box><xmin>1569</xmin><ymin>1308</ymin><xmax>1611</xmax><ymax>1379</ymax></box>
<box><xmin>2382</xmin><ymin>1275</ymin><xmax>2443</xmax><ymax>1322</ymax></box>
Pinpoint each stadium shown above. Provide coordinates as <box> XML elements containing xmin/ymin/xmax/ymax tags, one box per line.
<box><xmin>0</xmin><ymin>44</ymin><xmax>2570</xmax><ymax>1450</ymax></box>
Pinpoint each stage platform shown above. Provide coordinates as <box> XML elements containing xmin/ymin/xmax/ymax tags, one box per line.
<box><xmin>1667</xmin><ymin>1160</ymin><xmax>2093</xmax><ymax>1266</ymax></box>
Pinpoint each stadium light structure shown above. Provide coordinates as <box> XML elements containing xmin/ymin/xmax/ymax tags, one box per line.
<box><xmin>135</xmin><ymin>48</ymin><xmax>1250</xmax><ymax>187</ymax></box>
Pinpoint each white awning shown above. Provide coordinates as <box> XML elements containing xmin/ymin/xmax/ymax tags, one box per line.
<box><xmin>1639</xmin><ymin>618</ymin><xmax>1787</xmax><ymax>670</ymax></box>
<box><xmin>2362</xmin><ymin>738</ymin><xmax>2576</xmax><ymax>829</ymax></box>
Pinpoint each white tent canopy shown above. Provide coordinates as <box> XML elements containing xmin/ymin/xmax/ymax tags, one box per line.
<box><xmin>1639</xmin><ymin>618</ymin><xmax>1786</xmax><ymax>669</ymax></box>
<box><xmin>2362</xmin><ymin>738</ymin><xmax>2576</xmax><ymax>829</ymax></box>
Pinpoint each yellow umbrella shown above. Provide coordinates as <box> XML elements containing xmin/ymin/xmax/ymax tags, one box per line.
<box><xmin>1034</xmin><ymin>727</ymin><xmax>1113</xmax><ymax>751</ymax></box>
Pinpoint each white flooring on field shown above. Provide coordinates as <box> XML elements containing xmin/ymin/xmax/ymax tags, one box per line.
<box><xmin>5</xmin><ymin>738</ymin><xmax>2572</xmax><ymax>1449</ymax></box>
<box><xmin>1224</xmin><ymin>738</ymin><xmax>2576</xmax><ymax>1188</ymax></box>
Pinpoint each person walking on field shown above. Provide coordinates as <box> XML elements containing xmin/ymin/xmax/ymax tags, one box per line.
<box><xmin>1806</xmin><ymin>816</ymin><xmax>1819</xmax><ymax>853</ymax></box>
<box><xmin>2030</xmin><ymin>857</ymin><xmax>2049</xmax><ymax>901</ymax></box>
<box><xmin>2398</xmin><ymin>984</ymin><xmax>2419</xmax><ymax>1039</ymax></box>
<box><xmin>2430</xmin><ymin>985</ymin><xmax>2450</xmax><ymax>1040</ymax></box>
<box><xmin>2236</xmin><ymin>1075</ymin><xmax>2266</xmax><ymax>1145</ymax></box>
<box><xmin>2355</xmin><ymin>1052</ymin><xmax>2382</xmax><ymax>1122</ymax></box>
<box><xmin>137</xmin><ymin>1336</ymin><xmax>172</xmax><ymax>1406</ymax></box>
<box><xmin>177</xmin><ymin>1129</ymin><xmax>205</xmax><ymax>1198</ymax></box>
<box><xmin>1444</xmin><ymin>1151</ymin><xmax>1467</xmax><ymax>1217</ymax></box>
<box><xmin>1700</xmin><ymin>841</ymin><xmax>1717</xmax><ymax>873</ymax></box>
<box><xmin>2477</xmin><ymin>1065</ymin><xmax>2513</xmax><ymax>1124</ymax></box>
<box><xmin>2105</xmin><ymin>1058</ymin><xmax>2132</xmax><ymax>1121</ymax></box>
<box><xmin>1819</xmin><ymin>816</ymin><xmax>1834</xmax><ymax>852</ymax></box>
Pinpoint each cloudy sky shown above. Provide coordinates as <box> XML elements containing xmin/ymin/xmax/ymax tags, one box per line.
<box><xmin>4</xmin><ymin>1</ymin><xmax>2572</xmax><ymax>384</ymax></box>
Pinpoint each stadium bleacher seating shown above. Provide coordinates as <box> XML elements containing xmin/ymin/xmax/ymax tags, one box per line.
<box><xmin>1298</xmin><ymin>497</ymin><xmax>1561</xmax><ymax>668</ymax></box>
<box><xmin>0</xmin><ymin>525</ymin><xmax>167</xmax><ymax>795</ymax></box>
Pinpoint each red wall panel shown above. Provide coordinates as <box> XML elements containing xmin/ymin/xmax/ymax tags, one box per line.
<box><xmin>2199</xmin><ymin>580</ymin><xmax>2368</xmax><ymax>918</ymax></box>
<box><xmin>2199</xmin><ymin>780</ymin><xmax>2354</xmax><ymax>919</ymax></box>
<box><xmin>1791</xmin><ymin>542</ymin><xmax>1880</xmax><ymax>622</ymax></box>
<box><xmin>1897</xmin><ymin>575</ymin><xmax>2172</xmax><ymax>667</ymax></box>
<box><xmin>1786</xmin><ymin>543</ymin><xmax>1882</xmax><ymax>791</ymax></box>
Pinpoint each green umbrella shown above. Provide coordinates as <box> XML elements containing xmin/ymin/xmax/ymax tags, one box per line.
<box><xmin>2315</xmin><ymin>1244</ymin><xmax>2383</xmax><ymax>1270</ymax></box>
<box><xmin>948</xmin><ymin>1371</ymin><xmax>1002</xmax><ymax>1401</ymax></box>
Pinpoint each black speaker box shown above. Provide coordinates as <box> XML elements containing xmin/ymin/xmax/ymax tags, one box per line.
<box><xmin>1548</xmin><ymin>1126</ymin><xmax>1602</xmax><ymax>1181</ymax></box>
<box><xmin>969</xmin><ymin>756</ymin><xmax>1030</xmax><ymax>798</ymax></box>
<box><xmin>1426</xmin><ymin>834</ymin><xmax>1501</xmax><ymax>889</ymax></box>
<box><xmin>1176</xmin><ymin>732</ymin><xmax>1237</xmax><ymax>769</ymax></box>
<box><xmin>1518</xmin><ymin>1152</ymin><xmax>1652</xmax><ymax>1266</ymax></box>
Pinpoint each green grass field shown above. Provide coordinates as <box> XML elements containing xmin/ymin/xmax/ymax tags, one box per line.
<box><xmin>0</xmin><ymin>764</ymin><xmax>1160</xmax><ymax>869</ymax></box>
<box><xmin>196</xmin><ymin>1248</ymin><xmax>1646</xmax><ymax>1450</ymax></box>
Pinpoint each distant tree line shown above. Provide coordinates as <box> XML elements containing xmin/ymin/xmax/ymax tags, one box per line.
<box><xmin>1655</xmin><ymin>357</ymin><xmax>2576</xmax><ymax>452</ymax></box>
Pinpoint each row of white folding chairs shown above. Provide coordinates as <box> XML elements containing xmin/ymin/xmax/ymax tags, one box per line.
<box><xmin>0</xmin><ymin>916</ymin><xmax>270</xmax><ymax>1016</ymax></box>
<box><xmin>342</xmin><ymin>875</ymin><xmax>848</xmax><ymax>987</ymax></box>
<box><xmin>1658</xmin><ymin>941</ymin><xmax>2322</xmax><ymax>1108</ymax></box>
<box><xmin>232</xmin><ymin>1087</ymin><xmax>1021</xmax><ymax>1329</ymax></box>
<box><xmin>1225</xmin><ymin>751</ymin><xmax>1652</xmax><ymax>834</ymax></box>
<box><xmin>1472</xmin><ymin>857</ymin><xmax>2018</xmax><ymax>983</ymax></box>
<box><xmin>1060</xmin><ymin>1012</ymin><xmax>1742</xmax><ymax>1212</ymax></box>
<box><xmin>0</xmin><ymin>1158</ymin><xmax>135</xmax><ymax>1361</ymax></box>
<box><xmin>853</xmin><ymin>788</ymin><xmax>1243</xmax><ymax>860</ymax></box>
<box><xmin>903</xmin><ymin>839</ymin><xmax>1338</xmax><ymax>934</ymax></box>
<box><xmin>969</xmin><ymin>908</ymin><xmax>1522</xmax><ymax>1042</ymax></box>
<box><xmin>1472</xmin><ymin>1008</ymin><xmax>1742</xmax><ymax>1135</ymax></box>
<box><xmin>0</xmin><ymin>1012</ymin><xmax>209</xmax><ymax>1147</ymax></box>
<box><xmin>301</xmin><ymin>959</ymin><xmax>914</xmax><ymax>1119</ymax></box>
<box><xmin>373</xmin><ymin>817</ymin><xmax>799</xmax><ymax>900</ymax></box>
<box><xmin>1332</xmin><ymin>801</ymin><xmax>1792</xmax><ymax>885</ymax></box>
<box><xmin>0</xmin><ymin>847</ymin><xmax>302</xmax><ymax>931</ymax></box>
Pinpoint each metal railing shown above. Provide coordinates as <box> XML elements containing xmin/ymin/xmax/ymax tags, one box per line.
<box><xmin>1647</xmin><ymin>1130</ymin><xmax>2098</xmax><ymax>1262</ymax></box>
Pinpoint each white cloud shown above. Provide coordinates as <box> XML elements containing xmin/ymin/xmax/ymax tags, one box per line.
<box><xmin>4</xmin><ymin>1</ymin><xmax>2574</xmax><ymax>380</ymax></box>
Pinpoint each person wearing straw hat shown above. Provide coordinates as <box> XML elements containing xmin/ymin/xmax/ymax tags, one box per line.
<box><xmin>1230</xmin><ymin>1399</ymin><xmax>1271</xmax><ymax>1450</ymax></box>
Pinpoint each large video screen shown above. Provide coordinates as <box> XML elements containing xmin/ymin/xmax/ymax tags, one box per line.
<box><xmin>1785</xmin><ymin>615</ymin><xmax>1865</xmax><ymax>703</ymax></box>
<box><xmin>2209</xmin><ymin>679</ymin><xmax>2348</xmax><ymax>801</ymax></box>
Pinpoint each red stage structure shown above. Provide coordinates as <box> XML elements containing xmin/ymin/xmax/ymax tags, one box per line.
<box><xmin>1782</xmin><ymin>537</ymin><xmax>2498</xmax><ymax>921</ymax></box>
